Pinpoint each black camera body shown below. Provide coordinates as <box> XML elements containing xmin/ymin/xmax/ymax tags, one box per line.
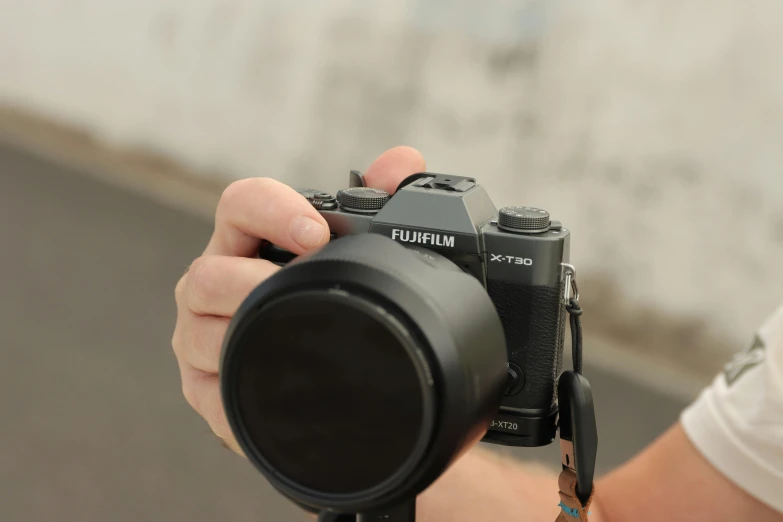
<box><xmin>261</xmin><ymin>172</ymin><xmax>571</xmax><ymax>447</ymax></box>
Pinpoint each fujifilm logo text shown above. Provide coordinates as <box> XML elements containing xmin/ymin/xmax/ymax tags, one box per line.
<box><xmin>490</xmin><ymin>254</ymin><xmax>533</xmax><ymax>266</ymax></box>
<box><xmin>391</xmin><ymin>229</ymin><xmax>455</xmax><ymax>248</ymax></box>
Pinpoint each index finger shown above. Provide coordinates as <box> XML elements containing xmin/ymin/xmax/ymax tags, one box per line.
<box><xmin>362</xmin><ymin>146</ymin><xmax>427</xmax><ymax>194</ymax></box>
<box><xmin>203</xmin><ymin>146</ymin><xmax>426</xmax><ymax>257</ymax></box>
<box><xmin>204</xmin><ymin>177</ymin><xmax>329</xmax><ymax>257</ymax></box>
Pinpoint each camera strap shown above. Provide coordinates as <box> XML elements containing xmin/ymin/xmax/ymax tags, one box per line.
<box><xmin>556</xmin><ymin>370</ymin><xmax>596</xmax><ymax>521</ymax></box>
<box><xmin>555</xmin><ymin>266</ymin><xmax>597</xmax><ymax>521</ymax></box>
<box><xmin>555</xmin><ymin>468</ymin><xmax>594</xmax><ymax>521</ymax></box>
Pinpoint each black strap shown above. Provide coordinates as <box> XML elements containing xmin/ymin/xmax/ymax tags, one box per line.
<box><xmin>566</xmin><ymin>297</ymin><xmax>583</xmax><ymax>375</ymax></box>
<box><xmin>558</xmin><ymin>296</ymin><xmax>596</xmax><ymax>510</ymax></box>
<box><xmin>557</xmin><ymin>371</ymin><xmax>597</xmax><ymax>506</ymax></box>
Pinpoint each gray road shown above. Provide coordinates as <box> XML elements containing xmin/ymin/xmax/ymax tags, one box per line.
<box><xmin>0</xmin><ymin>144</ymin><xmax>687</xmax><ymax>522</ymax></box>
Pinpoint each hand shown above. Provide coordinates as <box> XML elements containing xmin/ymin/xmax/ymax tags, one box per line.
<box><xmin>172</xmin><ymin>146</ymin><xmax>426</xmax><ymax>454</ymax></box>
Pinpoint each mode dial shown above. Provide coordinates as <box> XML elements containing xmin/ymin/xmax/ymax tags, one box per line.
<box><xmin>336</xmin><ymin>187</ymin><xmax>390</xmax><ymax>214</ymax></box>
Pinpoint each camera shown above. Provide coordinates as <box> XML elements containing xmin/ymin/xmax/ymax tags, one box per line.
<box><xmin>220</xmin><ymin>172</ymin><xmax>579</xmax><ymax>517</ymax></box>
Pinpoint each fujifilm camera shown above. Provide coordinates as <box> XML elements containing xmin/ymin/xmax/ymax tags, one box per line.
<box><xmin>219</xmin><ymin>171</ymin><xmax>590</xmax><ymax>518</ymax></box>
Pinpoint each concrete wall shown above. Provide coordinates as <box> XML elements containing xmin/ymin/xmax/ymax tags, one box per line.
<box><xmin>3</xmin><ymin>0</ymin><xmax>782</xmax><ymax>365</ymax></box>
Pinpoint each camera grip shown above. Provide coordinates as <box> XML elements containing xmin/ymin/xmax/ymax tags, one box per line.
<box><xmin>486</xmin><ymin>280</ymin><xmax>566</xmax><ymax>414</ymax></box>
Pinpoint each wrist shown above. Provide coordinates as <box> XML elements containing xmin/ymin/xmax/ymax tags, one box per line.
<box><xmin>418</xmin><ymin>446</ymin><xmax>566</xmax><ymax>522</ymax></box>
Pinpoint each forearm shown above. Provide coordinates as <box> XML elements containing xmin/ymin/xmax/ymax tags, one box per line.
<box><xmin>598</xmin><ymin>423</ymin><xmax>782</xmax><ymax>522</ymax></box>
<box><xmin>419</xmin><ymin>423</ymin><xmax>781</xmax><ymax>522</ymax></box>
<box><xmin>418</xmin><ymin>446</ymin><xmax>600</xmax><ymax>522</ymax></box>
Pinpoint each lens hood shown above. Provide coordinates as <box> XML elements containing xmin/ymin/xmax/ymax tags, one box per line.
<box><xmin>220</xmin><ymin>234</ymin><xmax>507</xmax><ymax>513</ymax></box>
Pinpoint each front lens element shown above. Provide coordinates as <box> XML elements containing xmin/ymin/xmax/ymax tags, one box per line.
<box><xmin>232</xmin><ymin>291</ymin><xmax>431</xmax><ymax>495</ymax></box>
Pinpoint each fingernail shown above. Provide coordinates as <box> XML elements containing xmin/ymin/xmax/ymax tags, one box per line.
<box><xmin>290</xmin><ymin>216</ymin><xmax>326</xmax><ymax>249</ymax></box>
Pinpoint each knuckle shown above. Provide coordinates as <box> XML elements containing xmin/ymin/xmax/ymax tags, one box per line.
<box><xmin>187</xmin><ymin>256</ymin><xmax>222</xmax><ymax>311</ymax></box>
<box><xmin>207</xmin><ymin>406</ymin><xmax>231</xmax><ymax>440</ymax></box>
<box><xmin>181</xmin><ymin>378</ymin><xmax>200</xmax><ymax>413</ymax></box>
<box><xmin>188</xmin><ymin>321</ymin><xmax>223</xmax><ymax>371</ymax></box>
<box><xmin>174</xmin><ymin>273</ymin><xmax>188</xmax><ymax>305</ymax></box>
<box><xmin>185</xmin><ymin>325</ymin><xmax>205</xmax><ymax>362</ymax></box>
<box><xmin>171</xmin><ymin>324</ymin><xmax>182</xmax><ymax>357</ymax></box>
<box><xmin>199</xmin><ymin>388</ymin><xmax>229</xmax><ymax>436</ymax></box>
<box><xmin>219</xmin><ymin>179</ymin><xmax>251</xmax><ymax>207</ymax></box>
<box><xmin>218</xmin><ymin>178</ymin><xmax>276</xmax><ymax>214</ymax></box>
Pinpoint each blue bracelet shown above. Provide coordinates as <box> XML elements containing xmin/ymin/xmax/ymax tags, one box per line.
<box><xmin>558</xmin><ymin>502</ymin><xmax>591</xmax><ymax>518</ymax></box>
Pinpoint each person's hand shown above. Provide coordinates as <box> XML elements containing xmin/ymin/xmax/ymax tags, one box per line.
<box><xmin>172</xmin><ymin>146</ymin><xmax>426</xmax><ymax>454</ymax></box>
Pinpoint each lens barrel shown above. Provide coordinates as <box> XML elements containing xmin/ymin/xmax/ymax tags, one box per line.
<box><xmin>220</xmin><ymin>234</ymin><xmax>507</xmax><ymax>513</ymax></box>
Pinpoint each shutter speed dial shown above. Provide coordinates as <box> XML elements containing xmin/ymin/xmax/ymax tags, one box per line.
<box><xmin>498</xmin><ymin>206</ymin><xmax>551</xmax><ymax>234</ymax></box>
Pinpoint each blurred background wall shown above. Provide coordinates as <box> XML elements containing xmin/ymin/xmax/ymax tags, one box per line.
<box><xmin>2</xmin><ymin>0</ymin><xmax>783</xmax><ymax>373</ymax></box>
<box><xmin>3</xmin><ymin>2</ymin><xmax>782</xmax><ymax>521</ymax></box>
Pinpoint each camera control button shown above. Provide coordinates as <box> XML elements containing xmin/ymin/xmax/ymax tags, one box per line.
<box><xmin>336</xmin><ymin>187</ymin><xmax>390</xmax><ymax>214</ymax></box>
<box><xmin>498</xmin><ymin>206</ymin><xmax>551</xmax><ymax>234</ymax></box>
<box><xmin>505</xmin><ymin>363</ymin><xmax>525</xmax><ymax>396</ymax></box>
<box><xmin>296</xmin><ymin>189</ymin><xmax>337</xmax><ymax>210</ymax></box>
<box><xmin>295</xmin><ymin>188</ymin><xmax>322</xmax><ymax>199</ymax></box>
<box><xmin>315</xmin><ymin>200</ymin><xmax>338</xmax><ymax>210</ymax></box>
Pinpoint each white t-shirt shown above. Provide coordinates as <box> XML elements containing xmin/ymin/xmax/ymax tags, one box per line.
<box><xmin>681</xmin><ymin>304</ymin><xmax>783</xmax><ymax>513</ymax></box>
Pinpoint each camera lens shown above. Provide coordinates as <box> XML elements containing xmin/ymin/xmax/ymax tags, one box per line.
<box><xmin>221</xmin><ymin>234</ymin><xmax>507</xmax><ymax>512</ymax></box>
<box><xmin>232</xmin><ymin>291</ymin><xmax>434</xmax><ymax>495</ymax></box>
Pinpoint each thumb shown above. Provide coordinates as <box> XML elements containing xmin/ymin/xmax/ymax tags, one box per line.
<box><xmin>362</xmin><ymin>146</ymin><xmax>427</xmax><ymax>194</ymax></box>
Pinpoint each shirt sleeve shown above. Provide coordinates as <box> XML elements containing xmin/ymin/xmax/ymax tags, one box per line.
<box><xmin>681</xmin><ymin>304</ymin><xmax>783</xmax><ymax>513</ymax></box>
